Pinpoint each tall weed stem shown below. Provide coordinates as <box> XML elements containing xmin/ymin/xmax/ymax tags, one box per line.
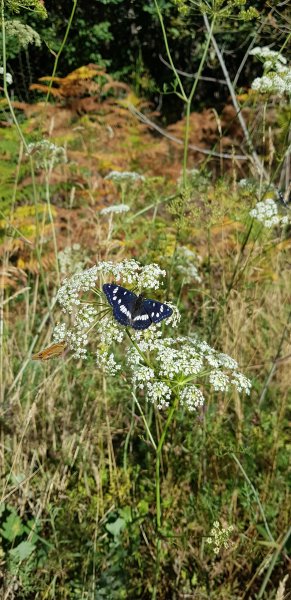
<box><xmin>152</xmin><ymin>397</ymin><xmax>179</xmax><ymax>600</ymax></box>
<box><xmin>45</xmin><ymin>0</ymin><xmax>78</xmax><ymax>104</ymax></box>
<box><xmin>153</xmin><ymin>1</ymin><xmax>216</xmax><ymax>291</ymax></box>
<box><xmin>1</xmin><ymin>0</ymin><xmax>52</xmax><ymax>315</ymax></box>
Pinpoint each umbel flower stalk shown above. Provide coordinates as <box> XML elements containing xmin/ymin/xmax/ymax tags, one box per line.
<box><xmin>52</xmin><ymin>259</ymin><xmax>251</xmax><ymax>594</ymax></box>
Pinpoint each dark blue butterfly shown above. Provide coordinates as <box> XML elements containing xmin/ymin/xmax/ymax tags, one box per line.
<box><xmin>103</xmin><ymin>283</ymin><xmax>173</xmax><ymax>330</ymax></box>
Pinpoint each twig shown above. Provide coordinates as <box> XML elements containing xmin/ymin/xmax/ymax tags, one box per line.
<box><xmin>128</xmin><ymin>104</ymin><xmax>247</xmax><ymax>161</ymax></box>
<box><xmin>45</xmin><ymin>0</ymin><xmax>78</xmax><ymax>104</ymax></box>
<box><xmin>203</xmin><ymin>14</ymin><xmax>268</xmax><ymax>179</ymax></box>
<box><xmin>258</xmin><ymin>311</ymin><xmax>291</xmax><ymax>407</ymax></box>
<box><xmin>231</xmin><ymin>453</ymin><xmax>274</xmax><ymax>543</ymax></box>
<box><xmin>257</xmin><ymin>526</ymin><xmax>291</xmax><ymax>599</ymax></box>
<box><xmin>158</xmin><ymin>53</ymin><xmax>227</xmax><ymax>84</ymax></box>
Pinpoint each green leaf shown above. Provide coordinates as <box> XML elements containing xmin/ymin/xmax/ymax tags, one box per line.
<box><xmin>1</xmin><ymin>511</ymin><xmax>24</xmax><ymax>541</ymax></box>
<box><xmin>9</xmin><ymin>540</ymin><xmax>35</xmax><ymax>562</ymax></box>
<box><xmin>106</xmin><ymin>517</ymin><xmax>126</xmax><ymax>539</ymax></box>
<box><xmin>137</xmin><ymin>500</ymin><xmax>149</xmax><ymax>516</ymax></box>
<box><xmin>119</xmin><ymin>506</ymin><xmax>132</xmax><ymax>523</ymax></box>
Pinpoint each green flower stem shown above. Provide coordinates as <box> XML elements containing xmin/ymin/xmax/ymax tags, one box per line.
<box><xmin>182</xmin><ymin>16</ymin><xmax>216</xmax><ymax>186</ymax></box>
<box><xmin>45</xmin><ymin>0</ymin><xmax>78</xmax><ymax>105</ymax></box>
<box><xmin>123</xmin><ymin>392</ymin><xmax>138</xmax><ymax>470</ymax></box>
<box><xmin>257</xmin><ymin>525</ymin><xmax>291</xmax><ymax>600</ymax></box>
<box><xmin>231</xmin><ymin>453</ymin><xmax>274</xmax><ymax>543</ymax></box>
<box><xmin>153</xmin><ymin>0</ymin><xmax>216</xmax><ymax>291</ymax></box>
<box><xmin>125</xmin><ymin>329</ymin><xmax>153</xmax><ymax>369</ymax></box>
<box><xmin>125</xmin><ymin>324</ymin><xmax>180</xmax><ymax>596</ymax></box>
<box><xmin>45</xmin><ymin>168</ymin><xmax>60</xmax><ymax>286</ymax></box>
<box><xmin>133</xmin><ymin>393</ymin><xmax>157</xmax><ymax>451</ymax></box>
<box><xmin>152</xmin><ymin>396</ymin><xmax>179</xmax><ymax>600</ymax></box>
<box><xmin>153</xmin><ymin>0</ymin><xmax>216</xmax><ymax>187</ymax></box>
<box><xmin>1</xmin><ymin>0</ymin><xmax>52</xmax><ymax>317</ymax></box>
<box><xmin>153</xmin><ymin>0</ymin><xmax>187</xmax><ymax>102</ymax></box>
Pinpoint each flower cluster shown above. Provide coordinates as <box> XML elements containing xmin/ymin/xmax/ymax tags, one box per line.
<box><xmin>249</xmin><ymin>198</ymin><xmax>288</xmax><ymax>228</ymax></box>
<box><xmin>128</xmin><ymin>335</ymin><xmax>251</xmax><ymax>411</ymax></box>
<box><xmin>206</xmin><ymin>521</ymin><xmax>234</xmax><ymax>555</ymax></box>
<box><xmin>250</xmin><ymin>46</ymin><xmax>291</xmax><ymax>96</ymax></box>
<box><xmin>105</xmin><ymin>171</ymin><xmax>145</xmax><ymax>183</ymax></box>
<box><xmin>100</xmin><ymin>204</ymin><xmax>130</xmax><ymax>215</ymax></box>
<box><xmin>5</xmin><ymin>20</ymin><xmax>41</xmax><ymax>50</ymax></box>
<box><xmin>0</xmin><ymin>67</ymin><xmax>13</xmax><ymax>85</ymax></box>
<box><xmin>175</xmin><ymin>246</ymin><xmax>202</xmax><ymax>284</ymax></box>
<box><xmin>173</xmin><ymin>0</ymin><xmax>189</xmax><ymax>15</ymax></box>
<box><xmin>53</xmin><ymin>259</ymin><xmax>251</xmax><ymax>407</ymax></box>
<box><xmin>26</xmin><ymin>140</ymin><xmax>67</xmax><ymax>170</ymax></box>
<box><xmin>58</xmin><ymin>244</ymin><xmax>85</xmax><ymax>276</ymax></box>
<box><xmin>54</xmin><ymin>259</ymin><xmax>174</xmax><ymax>363</ymax></box>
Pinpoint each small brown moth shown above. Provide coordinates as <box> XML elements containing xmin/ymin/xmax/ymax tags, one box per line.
<box><xmin>32</xmin><ymin>341</ymin><xmax>67</xmax><ymax>361</ymax></box>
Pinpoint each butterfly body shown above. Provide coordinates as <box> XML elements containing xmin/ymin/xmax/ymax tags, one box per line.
<box><xmin>103</xmin><ymin>284</ymin><xmax>172</xmax><ymax>330</ymax></box>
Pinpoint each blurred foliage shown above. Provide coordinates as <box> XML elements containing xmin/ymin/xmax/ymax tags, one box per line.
<box><xmin>1</xmin><ymin>0</ymin><xmax>289</xmax><ymax>118</ymax></box>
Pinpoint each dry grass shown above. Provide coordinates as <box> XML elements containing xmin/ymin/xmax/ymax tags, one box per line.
<box><xmin>0</xmin><ymin>95</ymin><xmax>290</xmax><ymax>599</ymax></box>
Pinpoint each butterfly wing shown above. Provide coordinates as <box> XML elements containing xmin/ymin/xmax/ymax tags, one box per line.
<box><xmin>103</xmin><ymin>283</ymin><xmax>137</xmax><ymax>326</ymax></box>
<box><xmin>103</xmin><ymin>284</ymin><xmax>173</xmax><ymax>330</ymax></box>
<box><xmin>142</xmin><ymin>299</ymin><xmax>173</xmax><ymax>324</ymax></box>
<box><xmin>131</xmin><ymin>305</ymin><xmax>153</xmax><ymax>330</ymax></box>
<box><xmin>32</xmin><ymin>341</ymin><xmax>67</xmax><ymax>361</ymax></box>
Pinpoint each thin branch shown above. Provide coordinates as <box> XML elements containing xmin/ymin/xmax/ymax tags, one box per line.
<box><xmin>159</xmin><ymin>53</ymin><xmax>227</xmax><ymax>84</ymax></box>
<box><xmin>231</xmin><ymin>453</ymin><xmax>274</xmax><ymax>543</ymax></box>
<box><xmin>128</xmin><ymin>104</ymin><xmax>247</xmax><ymax>161</ymax></box>
<box><xmin>203</xmin><ymin>14</ymin><xmax>268</xmax><ymax>179</ymax></box>
<box><xmin>45</xmin><ymin>0</ymin><xmax>78</xmax><ymax>104</ymax></box>
<box><xmin>258</xmin><ymin>311</ymin><xmax>291</xmax><ymax>407</ymax></box>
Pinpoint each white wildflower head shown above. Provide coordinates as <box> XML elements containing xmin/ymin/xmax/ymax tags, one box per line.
<box><xmin>207</xmin><ymin>521</ymin><xmax>234</xmax><ymax>555</ymax></box>
<box><xmin>250</xmin><ymin>46</ymin><xmax>291</xmax><ymax>96</ymax></box>
<box><xmin>179</xmin><ymin>386</ymin><xmax>205</xmax><ymax>411</ymax></box>
<box><xmin>56</xmin><ymin>259</ymin><xmax>168</xmax><ymax>313</ymax></box>
<box><xmin>100</xmin><ymin>204</ymin><xmax>130</xmax><ymax>215</ymax></box>
<box><xmin>209</xmin><ymin>370</ymin><xmax>230</xmax><ymax>392</ymax></box>
<box><xmin>54</xmin><ymin>258</ymin><xmax>173</xmax><ymax>364</ymax></box>
<box><xmin>52</xmin><ymin>258</ymin><xmax>250</xmax><ymax>414</ymax></box>
<box><xmin>230</xmin><ymin>372</ymin><xmax>252</xmax><ymax>395</ymax></box>
<box><xmin>249</xmin><ymin>198</ymin><xmax>288</xmax><ymax>228</ymax></box>
<box><xmin>105</xmin><ymin>171</ymin><xmax>145</xmax><ymax>183</ymax></box>
<box><xmin>250</xmin><ymin>46</ymin><xmax>287</xmax><ymax>66</ymax></box>
<box><xmin>96</xmin><ymin>349</ymin><xmax>121</xmax><ymax>375</ymax></box>
<box><xmin>53</xmin><ymin>322</ymin><xmax>67</xmax><ymax>343</ymax></box>
<box><xmin>58</xmin><ymin>244</ymin><xmax>85</xmax><ymax>276</ymax></box>
<box><xmin>5</xmin><ymin>20</ymin><xmax>41</xmax><ymax>50</ymax></box>
<box><xmin>26</xmin><ymin>140</ymin><xmax>67</xmax><ymax>170</ymax></box>
<box><xmin>132</xmin><ymin>365</ymin><xmax>155</xmax><ymax>388</ymax></box>
<box><xmin>0</xmin><ymin>67</ymin><xmax>13</xmax><ymax>85</ymax></box>
<box><xmin>163</xmin><ymin>302</ymin><xmax>181</xmax><ymax>327</ymax></box>
<box><xmin>132</xmin><ymin>325</ymin><xmax>163</xmax><ymax>352</ymax></box>
<box><xmin>98</xmin><ymin>315</ymin><xmax>125</xmax><ymax>345</ymax></box>
<box><xmin>128</xmin><ymin>334</ymin><xmax>251</xmax><ymax>411</ymax></box>
<box><xmin>175</xmin><ymin>246</ymin><xmax>202</xmax><ymax>284</ymax></box>
<box><xmin>144</xmin><ymin>381</ymin><xmax>172</xmax><ymax>410</ymax></box>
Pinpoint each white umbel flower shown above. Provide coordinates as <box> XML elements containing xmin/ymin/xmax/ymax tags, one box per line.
<box><xmin>249</xmin><ymin>198</ymin><xmax>288</xmax><ymax>228</ymax></box>
<box><xmin>100</xmin><ymin>204</ymin><xmax>130</xmax><ymax>215</ymax></box>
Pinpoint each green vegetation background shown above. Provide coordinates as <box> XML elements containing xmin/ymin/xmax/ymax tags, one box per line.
<box><xmin>0</xmin><ymin>0</ymin><xmax>290</xmax><ymax>599</ymax></box>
